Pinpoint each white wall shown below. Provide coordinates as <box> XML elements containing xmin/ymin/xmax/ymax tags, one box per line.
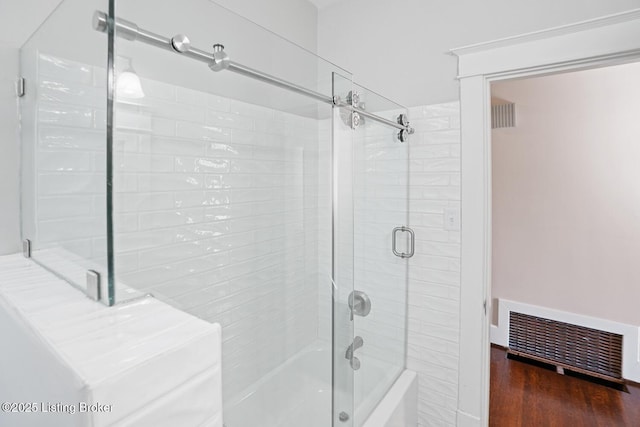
<box><xmin>491</xmin><ymin>62</ymin><xmax>640</xmax><ymax>326</ymax></box>
<box><xmin>214</xmin><ymin>0</ymin><xmax>318</xmax><ymax>53</ymax></box>
<box><xmin>0</xmin><ymin>45</ymin><xmax>20</xmax><ymax>255</ymax></box>
<box><xmin>0</xmin><ymin>0</ymin><xmax>317</xmax><ymax>52</ymax></box>
<box><xmin>0</xmin><ymin>0</ymin><xmax>63</xmax><ymax>48</ymax></box>
<box><xmin>317</xmin><ymin>0</ymin><xmax>640</xmax><ymax>107</ymax></box>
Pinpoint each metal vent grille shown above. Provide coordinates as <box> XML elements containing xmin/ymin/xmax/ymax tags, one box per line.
<box><xmin>508</xmin><ymin>312</ymin><xmax>623</xmax><ymax>382</ymax></box>
<box><xmin>491</xmin><ymin>103</ymin><xmax>515</xmax><ymax>129</ymax></box>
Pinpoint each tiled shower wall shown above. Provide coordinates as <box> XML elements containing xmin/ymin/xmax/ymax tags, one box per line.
<box><xmin>407</xmin><ymin>102</ymin><xmax>461</xmax><ymax>427</ymax></box>
<box><xmin>112</xmin><ymin>77</ymin><xmax>329</xmax><ymax>403</ymax></box>
<box><xmin>29</xmin><ymin>52</ymin><xmax>330</xmax><ymax>405</ymax></box>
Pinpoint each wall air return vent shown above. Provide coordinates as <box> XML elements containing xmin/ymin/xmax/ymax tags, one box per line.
<box><xmin>491</xmin><ymin>102</ymin><xmax>515</xmax><ymax>129</ymax></box>
<box><xmin>508</xmin><ymin>311</ymin><xmax>623</xmax><ymax>382</ymax></box>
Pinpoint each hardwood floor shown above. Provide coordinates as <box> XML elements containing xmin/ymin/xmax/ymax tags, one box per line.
<box><xmin>490</xmin><ymin>346</ymin><xmax>640</xmax><ymax>426</ymax></box>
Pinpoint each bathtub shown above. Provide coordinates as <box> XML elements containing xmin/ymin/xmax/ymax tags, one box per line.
<box><xmin>224</xmin><ymin>342</ymin><xmax>417</xmax><ymax>427</ymax></box>
<box><xmin>362</xmin><ymin>370</ymin><xmax>418</xmax><ymax>427</ymax></box>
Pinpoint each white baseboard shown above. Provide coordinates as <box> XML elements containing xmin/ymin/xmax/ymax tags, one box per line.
<box><xmin>490</xmin><ymin>324</ymin><xmax>501</xmax><ymax>346</ymax></box>
<box><xmin>491</xmin><ymin>299</ymin><xmax>640</xmax><ymax>382</ymax></box>
<box><xmin>456</xmin><ymin>409</ymin><xmax>480</xmax><ymax>427</ymax></box>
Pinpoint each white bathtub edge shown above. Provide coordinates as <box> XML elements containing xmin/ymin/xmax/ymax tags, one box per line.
<box><xmin>363</xmin><ymin>370</ymin><xmax>418</xmax><ymax>427</ymax></box>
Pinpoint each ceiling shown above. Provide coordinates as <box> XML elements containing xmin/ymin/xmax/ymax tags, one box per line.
<box><xmin>307</xmin><ymin>0</ymin><xmax>345</xmax><ymax>10</ymax></box>
<box><xmin>0</xmin><ymin>0</ymin><xmax>343</xmax><ymax>48</ymax></box>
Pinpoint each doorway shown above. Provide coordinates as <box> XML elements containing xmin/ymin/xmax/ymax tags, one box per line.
<box><xmin>452</xmin><ymin>9</ymin><xmax>640</xmax><ymax>426</ymax></box>
<box><xmin>489</xmin><ymin>62</ymin><xmax>640</xmax><ymax>425</ymax></box>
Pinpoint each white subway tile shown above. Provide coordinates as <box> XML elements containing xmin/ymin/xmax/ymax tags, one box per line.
<box><xmin>151</xmin><ymin>117</ymin><xmax>176</xmax><ymax>136</ymax></box>
<box><xmin>422</xmin><ymin>130</ymin><xmax>460</xmax><ymax>145</ymax></box>
<box><xmin>174</xmin><ymin>157</ymin><xmax>231</xmax><ymax>173</ymax></box>
<box><xmin>38</xmin><ymin>217</ymin><xmax>105</xmax><ymax>243</ymax></box>
<box><xmin>142</xmin><ymin>137</ymin><xmax>206</xmax><ymax>156</ymax></box>
<box><xmin>422</xmin><ymin>158</ymin><xmax>460</xmax><ymax>172</ymax></box>
<box><xmin>139</xmin><ymin>78</ymin><xmax>176</xmax><ymax>101</ymax></box>
<box><xmin>37</xmin><ymin>151</ymin><xmax>93</xmax><ymax>172</ymax></box>
<box><xmin>116</xmin><ymin>109</ymin><xmax>153</xmax><ymax>132</ymax></box>
<box><xmin>114</xmin><ymin>192</ymin><xmax>174</xmax><ymax>213</ymax></box>
<box><xmin>38</xmin><ymin>173</ymin><xmax>104</xmax><ymax>196</ymax></box>
<box><xmin>40</xmin><ymin>80</ymin><xmax>103</xmax><ymax>108</ymax></box>
<box><xmin>39</xmin><ymin>54</ymin><xmax>93</xmax><ymax>85</ymax></box>
<box><xmin>38</xmin><ymin>103</ymin><xmax>93</xmax><ymax>128</ymax></box>
<box><xmin>146</xmin><ymin>98</ymin><xmax>206</xmax><ymax>123</ymax></box>
<box><xmin>37</xmin><ymin>196</ymin><xmax>93</xmax><ymax>220</ymax></box>
<box><xmin>206</xmin><ymin>94</ymin><xmax>230</xmax><ymax>111</ymax></box>
<box><xmin>138</xmin><ymin>174</ymin><xmax>203</xmax><ymax>192</ymax></box>
<box><xmin>114</xmin><ymin>213</ymin><xmax>139</xmax><ymax>233</ymax></box>
<box><xmin>138</xmin><ymin>208</ymin><xmax>205</xmax><ymax>231</ymax></box>
<box><xmin>176</xmin><ymin>87</ymin><xmax>207</xmax><ymax>107</ymax></box>
<box><xmin>176</xmin><ymin>121</ymin><xmax>231</xmax><ymax>142</ymax></box>
<box><xmin>39</xmin><ymin>127</ymin><xmax>105</xmax><ymax>150</ymax></box>
<box><xmin>206</xmin><ymin>111</ymin><xmax>255</xmax><ymax>131</ymax></box>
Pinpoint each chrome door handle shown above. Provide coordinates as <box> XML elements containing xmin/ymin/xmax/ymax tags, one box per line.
<box><xmin>392</xmin><ymin>226</ymin><xmax>415</xmax><ymax>258</ymax></box>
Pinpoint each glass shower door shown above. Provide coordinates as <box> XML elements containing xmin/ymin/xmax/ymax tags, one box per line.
<box><xmin>332</xmin><ymin>71</ymin><xmax>356</xmax><ymax>427</ymax></box>
<box><xmin>332</xmin><ymin>77</ymin><xmax>411</xmax><ymax>427</ymax></box>
<box><xmin>351</xmin><ymin>85</ymin><xmax>410</xmax><ymax>426</ymax></box>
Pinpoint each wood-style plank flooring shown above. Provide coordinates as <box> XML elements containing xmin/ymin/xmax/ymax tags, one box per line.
<box><xmin>490</xmin><ymin>346</ymin><xmax>640</xmax><ymax>426</ymax></box>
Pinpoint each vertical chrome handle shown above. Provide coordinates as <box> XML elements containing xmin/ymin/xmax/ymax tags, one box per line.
<box><xmin>392</xmin><ymin>226</ymin><xmax>415</xmax><ymax>258</ymax></box>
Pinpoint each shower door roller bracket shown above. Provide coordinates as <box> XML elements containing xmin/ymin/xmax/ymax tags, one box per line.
<box><xmin>351</xmin><ymin>112</ymin><xmax>361</xmax><ymax>129</ymax></box>
<box><xmin>348</xmin><ymin>290</ymin><xmax>371</xmax><ymax>320</ymax></box>
<box><xmin>347</xmin><ymin>90</ymin><xmax>360</xmax><ymax>107</ymax></box>
<box><xmin>392</xmin><ymin>226</ymin><xmax>415</xmax><ymax>258</ymax></box>
<box><xmin>340</xmin><ymin>90</ymin><xmax>363</xmax><ymax>129</ymax></box>
<box><xmin>396</xmin><ymin>114</ymin><xmax>415</xmax><ymax>142</ymax></box>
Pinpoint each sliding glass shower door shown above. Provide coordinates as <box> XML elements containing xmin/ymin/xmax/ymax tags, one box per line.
<box><xmin>331</xmin><ymin>78</ymin><xmax>411</xmax><ymax>426</ymax></box>
<box><xmin>332</xmin><ymin>72</ymin><xmax>356</xmax><ymax>427</ymax></box>
<box><xmin>351</xmin><ymin>85</ymin><xmax>410</xmax><ymax>426</ymax></box>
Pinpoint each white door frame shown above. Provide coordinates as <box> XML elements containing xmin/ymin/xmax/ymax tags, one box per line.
<box><xmin>450</xmin><ymin>9</ymin><xmax>640</xmax><ymax>427</ymax></box>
